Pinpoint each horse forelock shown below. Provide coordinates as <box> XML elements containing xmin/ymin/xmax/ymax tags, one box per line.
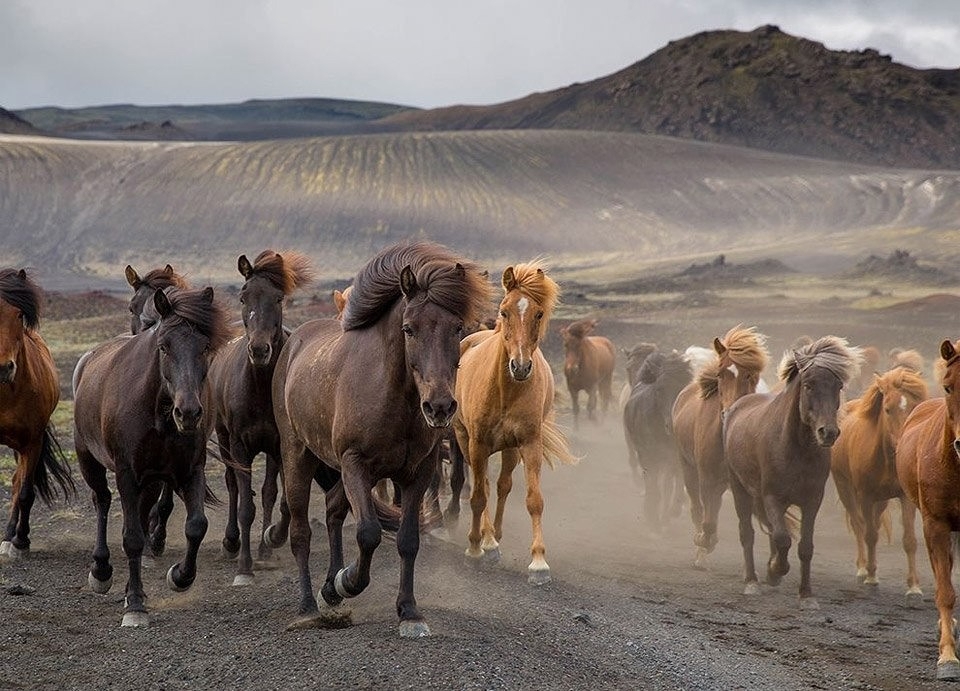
<box><xmin>160</xmin><ymin>288</ymin><xmax>232</xmax><ymax>353</ymax></box>
<box><xmin>720</xmin><ymin>324</ymin><xmax>769</xmax><ymax>373</ymax></box>
<box><xmin>778</xmin><ymin>336</ymin><xmax>863</xmax><ymax>385</ymax></box>
<box><xmin>0</xmin><ymin>268</ymin><xmax>42</xmax><ymax>329</ymax></box>
<box><xmin>503</xmin><ymin>260</ymin><xmax>560</xmax><ymax>334</ymax></box>
<box><xmin>342</xmin><ymin>241</ymin><xmax>492</xmax><ymax>331</ymax></box>
<box><xmin>251</xmin><ymin>249</ymin><xmax>315</xmax><ymax>294</ymax></box>
<box><xmin>140</xmin><ymin>266</ymin><xmax>188</xmax><ymax>290</ymax></box>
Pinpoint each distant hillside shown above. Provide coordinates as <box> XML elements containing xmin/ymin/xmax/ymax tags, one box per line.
<box><xmin>15</xmin><ymin>98</ymin><xmax>417</xmax><ymax>141</ymax></box>
<box><xmin>0</xmin><ymin>107</ymin><xmax>39</xmax><ymax>135</ymax></box>
<box><xmin>377</xmin><ymin>25</ymin><xmax>960</xmax><ymax>169</ymax></box>
<box><xmin>2</xmin><ymin>129</ymin><xmax>960</xmax><ymax>290</ymax></box>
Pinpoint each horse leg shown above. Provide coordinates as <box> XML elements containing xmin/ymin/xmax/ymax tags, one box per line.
<box><xmin>644</xmin><ymin>465</ymin><xmax>663</xmax><ymax>531</ymax></box>
<box><xmin>464</xmin><ymin>437</ymin><xmax>493</xmax><ymax>560</ymax></box>
<box><xmin>166</xmin><ymin>462</ymin><xmax>209</xmax><ymax>594</ymax></box>
<box><xmin>763</xmin><ymin>496</ymin><xmax>791</xmax><ymax>586</ymax></box>
<box><xmin>900</xmin><ymin>497</ymin><xmax>923</xmax><ymax>597</ymax></box>
<box><xmin>319</xmin><ymin>476</ymin><xmax>349</xmax><ymax>608</ymax></box>
<box><xmin>586</xmin><ymin>388</ymin><xmax>598</xmax><ymax>422</ymax></box>
<box><xmin>395</xmin><ymin>448</ymin><xmax>438</xmax><ymax>638</ymax></box>
<box><xmin>729</xmin><ymin>474</ymin><xmax>758</xmax><ymax>593</ymax></box>
<box><xmin>4</xmin><ymin>444</ymin><xmax>39</xmax><ymax>556</ymax></box>
<box><xmin>519</xmin><ymin>439</ymin><xmax>550</xmax><ymax>585</ymax></box>
<box><xmin>696</xmin><ymin>456</ymin><xmax>726</xmax><ymax>557</ymax></box>
<box><xmin>148</xmin><ymin>483</ymin><xmax>175</xmax><ymax>558</ymax></box>
<box><xmin>797</xmin><ymin>499</ymin><xmax>823</xmax><ymax>609</ymax></box>
<box><xmin>116</xmin><ymin>471</ymin><xmax>149</xmax><ymax>627</ymax></box>
<box><xmin>258</xmin><ymin>452</ymin><xmax>281</xmax><ymax>560</ymax></box>
<box><xmin>78</xmin><ymin>450</ymin><xmax>113</xmax><ymax>593</ymax></box>
<box><xmin>445</xmin><ymin>434</ymin><xmax>466</xmax><ymax>522</ymax></box>
<box><xmin>491</xmin><ymin>448</ymin><xmax>520</xmax><ymax>546</ymax></box>
<box><xmin>218</xmin><ymin>427</ymin><xmax>240</xmax><ymax>558</ymax></box>
<box><xmin>679</xmin><ymin>456</ymin><xmax>706</xmax><ymax>564</ymax></box>
<box><xmin>280</xmin><ymin>440</ymin><xmax>320</xmax><ymax>615</ymax></box>
<box><xmin>862</xmin><ymin>498</ymin><xmax>885</xmax><ymax>586</ymax></box>
<box><xmin>231</xmin><ymin>442</ymin><xmax>257</xmax><ymax>586</ymax></box>
<box><xmin>924</xmin><ymin>517</ymin><xmax>960</xmax><ymax>679</ymax></box>
<box><xmin>331</xmin><ymin>451</ymin><xmax>382</xmax><ymax>600</ymax></box>
<box><xmin>569</xmin><ymin>389</ymin><xmax>580</xmax><ymax>429</ymax></box>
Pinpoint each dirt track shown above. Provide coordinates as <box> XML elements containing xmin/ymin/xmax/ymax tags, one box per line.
<box><xmin>0</xmin><ymin>407</ymin><xmax>948</xmax><ymax>691</ymax></box>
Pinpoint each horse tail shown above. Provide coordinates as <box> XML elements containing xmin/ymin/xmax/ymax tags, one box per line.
<box><xmin>542</xmin><ymin>416</ymin><xmax>579</xmax><ymax>469</ymax></box>
<box><xmin>33</xmin><ymin>425</ymin><xmax>76</xmax><ymax>506</ymax></box>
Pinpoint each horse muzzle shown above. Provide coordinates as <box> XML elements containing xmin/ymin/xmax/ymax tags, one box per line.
<box><xmin>509</xmin><ymin>358</ymin><xmax>533</xmax><ymax>382</ymax></box>
<box><xmin>247</xmin><ymin>342</ymin><xmax>272</xmax><ymax>367</ymax></box>
<box><xmin>173</xmin><ymin>404</ymin><xmax>204</xmax><ymax>433</ymax></box>
<box><xmin>0</xmin><ymin>361</ymin><xmax>16</xmax><ymax>384</ymax></box>
<box><xmin>815</xmin><ymin>425</ymin><xmax>840</xmax><ymax>447</ymax></box>
<box><xmin>421</xmin><ymin>397</ymin><xmax>457</xmax><ymax>428</ymax></box>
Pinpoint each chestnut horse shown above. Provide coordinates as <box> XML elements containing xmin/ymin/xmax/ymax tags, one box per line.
<box><xmin>209</xmin><ymin>250</ymin><xmax>313</xmax><ymax>586</ymax></box>
<box><xmin>560</xmin><ymin>319</ymin><xmax>615</xmax><ymax>426</ymax></box>
<box><xmin>0</xmin><ymin>268</ymin><xmax>74</xmax><ymax>558</ymax></box>
<box><xmin>896</xmin><ymin>339</ymin><xmax>960</xmax><ymax>680</ymax></box>
<box><xmin>723</xmin><ymin>336</ymin><xmax>862</xmax><ymax>609</ymax></box>
<box><xmin>671</xmin><ymin>325</ymin><xmax>769</xmax><ymax>568</ymax></box>
<box><xmin>271</xmin><ymin>242</ymin><xmax>491</xmax><ymax>637</ymax></box>
<box><xmin>73</xmin><ymin>286</ymin><xmax>230</xmax><ymax>627</ymax></box>
<box><xmin>830</xmin><ymin>367</ymin><xmax>927</xmax><ymax>592</ymax></box>
<box><xmin>622</xmin><ymin>350</ymin><xmax>691</xmax><ymax>528</ymax></box>
<box><xmin>453</xmin><ymin>261</ymin><xmax>576</xmax><ymax>585</ymax></box>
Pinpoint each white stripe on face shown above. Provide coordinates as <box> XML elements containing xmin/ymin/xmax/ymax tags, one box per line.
<box><xmin>517</xmin><ymin>297</ymin><xmax>529</xmax><ymax>324</ymax></box>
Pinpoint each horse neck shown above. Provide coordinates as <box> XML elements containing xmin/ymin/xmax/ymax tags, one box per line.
<box><xmin>775</xmin><ymin>377</ymin><xmax>810</xmax><ymax>446</ymax></box>
<box><xmin>377</xmin><ymin>302</ymin><xmax>417</xmax><ymax>392</ymax></box>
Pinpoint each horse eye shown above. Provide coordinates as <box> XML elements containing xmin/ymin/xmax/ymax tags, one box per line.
<box><xmin>945</xmin><ymin>385</ymin><xmax>953</xmax><ymax>395</ymax></box>
<box><xmin>239</xmin><ymin>297</ymin><xmax>245</xmax><ymax>305</ymax></box>
<box><xmin>159</xmin><ymin>344</ymin><xmax>168</xmax><ymax>355</ymax></box>
<box><xmin>456</xmin><ymin>323</ymin><xmax>464</xmax><ymax>334</ymax></box>
<box><xmin>536</xmin><ymin>311</ymin><xmax>544</xmax><ymax>320</ymax></box>
<box><xmin>500</xmin><ymin>310</ymin><xmax>508</xmax><ymax>319</ymax></box>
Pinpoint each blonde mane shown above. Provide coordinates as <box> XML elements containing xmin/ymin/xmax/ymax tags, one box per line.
<box><xmin>697</xmin><ymin>325</ymin><xmax>770</xmax><ymax>399</ymax></box>
<box><xmin>851</xmin><ymin>367</ymin><xmax>928</xmax><ymax>421</ymax></box>
<box><xmin>503</xmin><ymin>259</ymin><xmax>560</xmax><ymax>338</ymax></box>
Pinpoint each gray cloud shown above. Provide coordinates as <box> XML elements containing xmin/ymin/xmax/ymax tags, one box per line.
<box><xmin>1</xmin><ymin>0</ymin><xmax>958</xmax><ymax>110</ymax></box>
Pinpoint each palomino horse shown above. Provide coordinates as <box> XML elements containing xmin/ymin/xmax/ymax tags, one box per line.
<box><xmin>896</xmin><ymin>339</ymin><xmax>960</xmax><ymax>680</ymax></box>
<box><xmin>73</xmin><ymin>286</ymin><xmax>230</xmax><ymax>627</ymax></box>
<box><xmin>671</xmin><ymin>325</ymin><xmax>769</xmax><ymax>568</ymax></box>
<box><xmin>723</xmin><ymin>336</ymin><xmax>862</xmax><ymax>609</ymax></box>
<box><xmin>622</xmin><ymin>350</ymin><xmax>691</xmax><ymax>528</ymax></box>
<box><xmin>209</xmin><ymin>250</ymin><xmax>313</xmax><ymax>586</ymax></box>
<box><xmin>830</xmin><ymin>367</ymin><xmax>927</xmax><ymax>592</ymax></box>
<box><xmin>0</xmin><ymin>268</ymin><xmax>74</xmax><ymax>558</ymax></box>
<box><xmin>271</xmin><ymin>241</ymin><xmax>491</xmax><ymax>637</ymax></box>
<box><xmin>453</xmin><ymin>261</ymin><xmax>576</xmax><ymax>585</ymax></box>
<box><xmin>560</xmin><ymin>318</ymin><xmax>615</xmax><ymax>426</ymax></box>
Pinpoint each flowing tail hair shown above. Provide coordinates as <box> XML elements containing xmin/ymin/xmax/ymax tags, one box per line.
<box><xmin>542</xmin><ymin>415</ymin><xmax>580</xmax><ymax>469</ymax></box>
<box><xmin>33</xmin><ymin>425</ymin><xmax>76</xmax><ymax>505</ymax></box>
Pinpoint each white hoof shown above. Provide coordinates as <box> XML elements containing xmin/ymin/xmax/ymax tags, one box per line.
<box><xmin>464</xmin><ymin>546</ymin><xmax>483</xmax><ymax>559</ymax></box>
<box><xmin>166</xmin><ymin>564</ymin><xmax>191</xmax><ymax>592</ymax></box>
<box><xmin>800</xmin><ymin>597</ymin><xmax>820</xmax><ymax>611</ymax></box>
<box><xmin>528</xmin><ymin>568</ymin><xmax>551</xmax><ymax>586</ymax></box>
<box><xmin>863</xmin><ymin>575</ymin><xmax>879</xmax><ymax>586</ymax></box>
<box><xmin>743</xmin><ymin>582</ymin><xmax>761</xmax><ymax>596</ymax></box>
<box><xmin>121</xmin><ymin>611</ymin><xmax>150</xmax><ymax>628</ymax></box>
<box><xmin>88</xmin><ymin>572</ymin><xmax>113</xmax><ymax>594</ymax></box>
<box><xmin>399</xmin><ymin>620</ymin><xmax>431</xmax><ymax>638</ymax></box>
<box><xmin>856</xmin><ymin>566</ymin><xmax>868</xmax><ymax>579</ymax></box>
<box><xmin>906</xmin><ymin>585</ymin><xmax>924</xmax><ymax>598</ymax></box>
<box><xmin>232</xmin><ymin>573</ymin><xmax>255</xmax><ymax>587</ymax></box>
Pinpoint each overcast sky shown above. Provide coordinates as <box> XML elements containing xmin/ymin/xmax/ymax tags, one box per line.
<box><xmin>2</xmin><ymin>1</ymin><xmax>958</xmax><ymax>111</ymax></box>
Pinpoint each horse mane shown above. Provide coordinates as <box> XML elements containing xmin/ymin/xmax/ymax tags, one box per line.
<box><xmin>503</xmin><ymin>259</ymin><xmax>560</xmax><ymax>337</ymax></box>
<box><xmin>342</xmin><ymin>241</ymin><xmax>492</xmax><ymax>331</ymax></box>
<box><xmin>250</xmin><ymin>250</ymin><xmax>315</xmax><ymax>295</ymax></box>
<box><xmin>0</xmin><ymin>268</ymin><xmax>43</xmax><ymax>329</ymax></box>
<box><xmin>646</xmin><ymin>351</ymin><xmax>692</xmax><ymax>390</ymax></box>
<box><xmin>140</xmin><ymin>267</ymin><xmax>189</xmax><ymax>291</ymax></box>
<box><xmin>889</xmin><ymin>348</ymin><xmax>924</xmax><ymax>374</ymax></box>
<box><xmin>779</xmin><ymin>335</ymin><xmax>863</xmax><ymax>385</ymax></box>
<box><xmin>697</xmin><ymin>325</ymin><xmax>769</xmax><ymax>399</ymax></box>
<box><xmin>160</xmin><ymin>287</ymin><xmax>232</xmax><ymax>352</ymax></box>
<box><xmin>565</xmin><ymin>318</ymin><xmax>597</xmax><ymax>339</ymax></box>
<box><xmin>852</xmin><ymin>368</ymin><xmax>928</xmax><ymax>421</ymax></box>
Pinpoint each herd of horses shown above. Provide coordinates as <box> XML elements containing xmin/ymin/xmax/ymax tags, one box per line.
<box><xmin>3</xmin><ymin>243</ymin><xmax>960</xmax><ymax>678</ymax></box>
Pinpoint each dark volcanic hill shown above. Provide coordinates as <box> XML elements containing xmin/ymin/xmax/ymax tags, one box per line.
<box><xmin>0</xmin><ymin>107</ymin><xmax>39</xmax><ymax>135</ymax></box>
<box><xmin>377</xmin><ymin>25</ymin><xmax>960</xmax><ymax>169</ymax></box>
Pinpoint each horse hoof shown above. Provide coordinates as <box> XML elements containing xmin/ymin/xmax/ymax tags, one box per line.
<box><xmin>319</xmin><ymin>583</ymin><xmax>344</xmax><ymax>607</ymax></box>
<box><xmin>166</xmin><ymin>564</ymin><xmax>194</xmax><ymax>592</ymax></box>
<box><xmin>88</xmin><ymin>572</ymin><xmax>113</xmax><ymax>594</ymax></box>
<box><xmin>743</xmin><ymin>582</ymin><xmax>761</xmax><ymax>596</ymax></box>
<box><xmin>263</xmin><ymin>525</ymin><xmax>287</xmax><ymax>549</ymax></box>
<box><xmin>334</xmin><ymin>567</ymin><xmax>359</xmax><ymax>599</ymax></box>
<box><xmin>863</xmin><ymin>576</ymin><xmax>879</xmax><ymax>586</ymax></box>
<box><xmin>481</xmin><ymin>547</ymin><xmax>502</xmax><ymax>564</ymax></box>
<box><xmin>799</xmin><ymin>597</ymin><xmax>820</xmax><ymax>611</ymax></box>
<box><xmin>121</xmin><ymin>611</ymin><xmax>150</xmax><ymax>628</ymax></box>
<box><xmin>528</xmin><ymin>568</ymin><xmax>551</xmax><ymax>586</ymax></box>
<box><xmin>905</xmin><ymin>586</ymin><xmax>924</xmax><ymax>599</ymax></box>
<box><xmin>937</xmin><ymin>660</ymin><xmax>960</xmax><ymax>680</ymax></box>
<box><xmin>220</xmin><ymin>544</ymin><xmax>239</xmax><ymax>560</ymax></box>
<box><xmin>232</xmin><ymin>574</ymin><xmax>255</xmax><ymax>587</ymax></box>
<box><xmin>464</xmin><ymin>546</ymin><xmax>484</xmax><ymax>560</ymax></box>
<box><xmin>399</xmin><ymin>620</ymin><xmax>431</xmax><ymax>638</ymax></box>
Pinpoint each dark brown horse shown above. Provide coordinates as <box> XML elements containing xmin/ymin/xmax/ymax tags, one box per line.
<box><xmin>209</xmin><ymin>250</ymin><xmax>313</xmax><ymax>586</ymax></box>
<box><xmin>896</xmin><ymin>339</ymin><xmax>960</xmax><ymax>680</ymax></box>
<box><xmin>73</xmin><ymin>286</ymin><xmax>231</xmax><ymax>627</ymax></box>
<box><xmin>830</xmin><ymin>367</ymin><xmax>927</xmax><ymax>592</ymax></box>
<box><xmin>0</xmin><ymin>268</ymin><xmax>74</xmax><ymax>558</ymax></box>
<box><xmin>671</xmin><ymin>325</ymin><xmax>769</xmax><ymax>568</ymax></box>
<box><xmin>723</xmin><ymin>336</ymin><xmax>862</xmax><ymax>609</ymax></box>
<box><xmin>271</xmin><ymin>241</ymin><xmax>491</xmax><ymax>637</ymax></box>
<box><xmin>622</xmin><ymin>350</ymin><xmax>691</xmax><ymax>528</ymax></box>
<box><xmin>560</xmin><ymin>318</ymin><xmax>615</xmax><ymax>427</ymax></box>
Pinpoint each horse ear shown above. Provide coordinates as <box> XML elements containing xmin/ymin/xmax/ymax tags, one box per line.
<box><xmin>201</xmin><ymin>286</ymin><xmax>214</xmax><ymax>303</ymax></box>
<box><xmin>163</xmin><ymin>264</ymin><xmax>175</xmax><ymax>275</ymax></box>
<box><xmin>454</xmin><ymin>262</ymin><xmax>465</xmax><ymax>277</ymax></box>
<box><xmin>238</xmin><ymin>255</ymin><xmax>253</xmax><ymax>279</ymax></box>
<box><xmin>941</xmin><ymin>340</ymin><xmax>957</xmax><ymax>362</ymax></box>
<box><xmin>125</xmin><ymin>265</ymin><xmax>141</xmax><ymax>289</ymax></box>
<box><xmin>713</xmin><ymin>337</ymin><xmax>727</xmax><ymax>356</ymax></box>
<box><xmin>154</xmin><ymin>289</ymin><xmax>172</xmax><ymax>318</ymax></box>
<box><xmin>333</xmin><ymin>289</ymin><xmax>347</xmax><ymax>316</ymax></box>
<box><xmin>17</xmin><ymin>269</ymin><xmax>26</xmax><ymax>282</ymax></box>
<box><xmin>400</xmin><ymin>265</ymin><xmax>418</xmax><ymax>298</ymax></box>
<box><xmin>502</xmin><ymin>266</ymin><xmax>517</xmax><ymax>292</ymax></box>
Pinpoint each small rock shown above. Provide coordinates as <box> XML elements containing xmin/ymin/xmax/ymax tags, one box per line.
<box><xmin>6</xmin><ymin>584</ymin><xmax>35</xmax><ymax>596</ymax></box>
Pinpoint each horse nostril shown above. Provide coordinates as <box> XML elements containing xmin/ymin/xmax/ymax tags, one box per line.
<box><xmin>954</xmin><ymin>439</ymin><xmax>960</xmax><ymax>456</ymax></box>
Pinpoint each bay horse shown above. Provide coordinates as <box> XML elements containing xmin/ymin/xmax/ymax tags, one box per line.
<box><xmin>270</xmin><ymin>241</ymin><xmax>491</xmax><ymax>637</ymax></box>
<box><xmin>622</xmin><ymin>350</ymin><xmax>691</xmax><ymax>528</ymax></box>
<box><xmin>723</xmin><ymin>336</ymin><xmax>862</xmax><ymax>609</ymax></box>
<box><xmin>0</xmin><ymin>268</ymin><xmax>74</xmax><ymax>558</ymax></box>
<box><xmin>453</xmin><ymin>261</ymin><xmax>576</xmax><ymax>585</ymax></box>
<box><xmin>671</xmin><ymin>325</ymin><xmax>769</xmax><ymax>568</ymax></box>
<box><xmin>209</xmin><ymin>250</ymin><xmax>313</xmax><ymax>586</ymax></box>
<box><xmin>830</xmin><ymin>367</ymin><xmax>927</xmax><ymax>592</ymax></box>
<box><xmin>896</xmin><ymin>339</ymin><xmax>960</xmax><ymax>680</ymax></box>
<box><xmin>560</xmin><ymin>318</ymin><xmax>615</xmax><ymax>427</ymax></box>
<box><xmin>73</xmin><ymin>286</ymin><xmax>230</xmax><ymax>627</ymax></box>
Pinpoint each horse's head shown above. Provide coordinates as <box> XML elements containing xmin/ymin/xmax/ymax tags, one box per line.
<box><xmin>153</xmin><ymin>286</ymin><xmax>230</xmax><ymax>433</ymax></box>
<box><xmin>939</xmin><ymin>340</ymin><xmax>960</xmax><ymax>456</ymax></box>
<box><xmin>399</xmin><ymin>265</ymin><xmax>464</xmax><ymax>428</ymax></box>
<box><xmin>561</xmin><ymin>318</ymin><xmax>596</xmax><ymax>376</ymax></box>
<box><xmin>0</xmin><ymin>268</ymin><xmax>40</xmax><ymax>384</ymax></box>
<box><xmin>875</xmin><ymin>369</ymin><xmax>927</xmax><ymax>443</ymax></box>
<box><xmin>624</xmin><ymin>343</ymin><xmax>658</xmax><ymax>387</ymax></box>
<box><xmin>712</xmin><ymin>326</ymin><xmax>769</xmax><ymax>411</ymax></box>
<box><xmin>498</xmin><ymin>264</ymin><xmax>556</xmax><ymax>382</ymax></box>
<box><xmin>126</xmin><ymin>263</ymin><xmax>187</xmax><ymax>335</ymax></box>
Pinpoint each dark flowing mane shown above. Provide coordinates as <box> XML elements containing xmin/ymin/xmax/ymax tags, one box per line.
<box><xmin>0</xmin><ymin>268</ymin><xmax>43</xmax><ymax>329</ymax></box>
<box><xmin>251</xmin><ymin>250</ymin><xmax>315</xmax><ymax>295</ymax></box>
<box><xmin>140</xmin><ymin>267</ymin><xmax>188</xmax><ymax>291</ymax></box>
<box><xmin>160</xmin><ymin>288</ymin><xmax>232</xmax><ymax>352</ymax></box>
<box><xmin>697</xmin><ymin>325</ymin><xmax>769</xmax><ymax>399</ymax></box>
<box><xmin>779</xmin><ymin>335</ymin><xmax>863</xmax><ymax>385</ymax></box>
<box><xmin>852</xmin><ymin>368</ymin><xmax>928</xmax><ymax>422</ymax></box>
<box><xmin>342</xmin><ymin>241</ymin><xmax>491</xmax><ymax>331</ymax></box>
